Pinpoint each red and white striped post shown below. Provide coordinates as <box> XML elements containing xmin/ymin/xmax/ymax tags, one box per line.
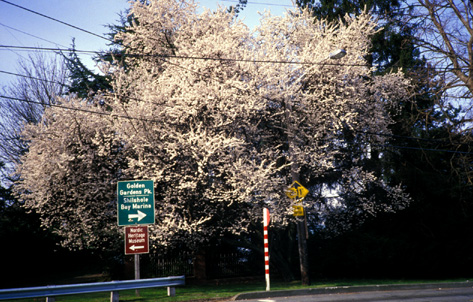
<box><xmin>263</xmin><ymin>208</ymin><xmax>270</xmax><ymax>291</ymax></box>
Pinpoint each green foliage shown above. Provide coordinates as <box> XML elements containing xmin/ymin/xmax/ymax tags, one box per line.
<box><xmin>295</xmin><ymin>0</ymin><xmax>473</xmax><ymax>279</ymax></box>
<box><xmin>64</xmin><ymin>42</ymin><xmax>112</xmax><ymax>99</ymax></box>
<box><xmin>297</xmin><ymin>0</ymin><xmax>414</xmax><ymax>72</ymax></box>
<box><xmin>64</xmin><ymin>7</ymin><xmax>133</xmax><ymax>99</ymax></box>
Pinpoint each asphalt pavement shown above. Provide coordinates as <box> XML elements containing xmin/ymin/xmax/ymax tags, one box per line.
<box><xmin>231</xmin><ymin>281</ymin><xmax>473</xmax><ymax>301</ymax></box>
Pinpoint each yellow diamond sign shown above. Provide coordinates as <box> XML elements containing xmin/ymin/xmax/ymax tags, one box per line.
<box><xmin>285</xmin><ymin>181</ymin><xmax>309</xmax><ymax>200</ymax></box>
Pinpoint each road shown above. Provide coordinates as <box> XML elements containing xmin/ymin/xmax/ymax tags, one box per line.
<box><xmin>237</xmin><ymin>286</ymin><xmax>473</xmax><ymax>302</ymax></box>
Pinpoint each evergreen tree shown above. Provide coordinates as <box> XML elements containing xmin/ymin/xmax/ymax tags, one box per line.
<box><xmin>297</xmin><ymin>0</ymin><xmax>473</xmax><ymax>278</ymax></box>
<box><xmin>65</xmin><ymin>43</ymin><xmax>112</xmax><ymax>99</ymax></box>
<box><xmin>296</xmin><ymin>0</ymin><xmax>411</xmax><ymax>71</ymax></box>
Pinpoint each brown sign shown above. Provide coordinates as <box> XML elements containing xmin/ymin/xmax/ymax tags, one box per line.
<box><xmin>124</xmin><ymin>226</ymin><xmax>149</xmax><ymax>255</ymax></box>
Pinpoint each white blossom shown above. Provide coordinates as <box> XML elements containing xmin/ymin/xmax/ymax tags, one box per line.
<box><xmin>15</xmin><ymin>0</ymin><xmax>411</xmax><ymax>250</ymax></box>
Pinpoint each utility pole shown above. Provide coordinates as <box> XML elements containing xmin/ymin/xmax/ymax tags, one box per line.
<box><xmin>296</xmin><ymin>214</ymin><xmax>310</xmax><ymax>285</ymax></box>
<box><xmin>285</xmin><ymin>85</ymin><xmax>311</xmax><ymax>285</ymax></box>
<box><xmin>289</xmin><ymin>174</ymin><xmax>310</xmax><ymax>286</ymax></box>
<box><xmin>285</xmin><ymin>48</ymin><xmax>347</xmax><ymax>286</ymax></box>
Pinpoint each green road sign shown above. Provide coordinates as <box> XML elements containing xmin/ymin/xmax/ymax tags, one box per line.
<box><xmin>117</xmin><ymin>180</ymin><xmax>155</xmax><ymax>226</ymax></box>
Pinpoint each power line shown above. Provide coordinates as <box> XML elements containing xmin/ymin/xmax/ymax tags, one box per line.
<box><xmin>0</xmin><ymin>44</ymin><xmax>365</xmax><ymax>67</ymax></box>
<box><xmin>1</xmin><ymin>44</ymin><xmax>471</xmax><ymax>73</ymax></box>
<box><xmin>0</xmin><ymin>0</ymin><xmax>112</xmax><ymax>42</ymax></box>
<box><xmin>0</xmin><ymin>94</ymin><xmax>107</xmax><ymax>115</ymax></box>
<box><xmin>354</xmin><ymin>129</ymin><xmax>472</xmax><ymax>147</ymax></box>
<box><xmin>0</xmin><ymin>22</ymin><xmax>69</xmax><ymax>48</ymax></box>
<box><xmin>0</xmin><ymin>45</ymin><xmax>330</xmax><ymax>65</ymax></box>
<box><xmin>0</xmin><ymin>45</ymin><xmax>98</xmax><ymax>56</ymax></box>
<box><xmin>374</xmin><ymin>143</ymin><xmax>473</xmax><ymax>155</ymax></box>
<box><xmin>1</xmin><ymin>45</ymin><xmax>470</xmax><ymax>130</ymax></box>
<box><xmin>3</xmin><ymin>92</ymin><xmax>473</xmax><ymax>155</ymax></box>
<box><xmin>1</xmin><ymin>46</ymin><xmax>471</xmax><ymax>145</ymax></box>
<box><xmin>0</xmin><ymin>70</ymin><xmax>71</xmax><ymax>88</ymax></box>
<box><xmin>0</xmin><ymin>94</ymin><xmax>155</xmax><ymax>123</ymax></box>
<box><xmin>218</xmin><ymin>0</ymin><xmax>293</xmax><ymax>7</ymax></box>
<box><xmin>0</xmin><ymin>0</ymin><xmax>293</xmax><ymax>50</ymax></box>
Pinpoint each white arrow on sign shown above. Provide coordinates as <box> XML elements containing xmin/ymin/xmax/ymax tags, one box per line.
<box><xmin>128</xmin><ymin>210</ymin><xmax>147</xmax><ymax>221</ymax></box>
<box><xmin>130</xmin><ymin>245</ymin><xmax>145</xmax><ymax>251</ymax></box>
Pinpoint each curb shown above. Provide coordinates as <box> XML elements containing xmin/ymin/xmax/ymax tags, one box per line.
<box><xmin>231</xmin><ymin>281</ymin><xmax>473</xmax><ymax>300</ymax></box>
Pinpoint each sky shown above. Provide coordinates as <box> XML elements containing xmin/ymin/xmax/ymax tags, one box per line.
<box><xmin>0</xmin><ymin>0</ymin><xmax>296</xmax><ymax>90</ymax></box>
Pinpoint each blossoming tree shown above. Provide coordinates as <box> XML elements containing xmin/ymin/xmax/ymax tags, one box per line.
<box><xmin>15</xmin><ymin>97</ymin><xmax>126</xmax><ymax>250</ymax></box>
<box><xmin>15</xmin><ymin>0</ymin><xmax>411</xmax><ymax>253</ymax></box>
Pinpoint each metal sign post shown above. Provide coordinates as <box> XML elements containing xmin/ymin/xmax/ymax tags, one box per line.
<box><xmin>117</xmin><ymin>180</ymin><xmax>155</xmax><ymax>296</ymax></box>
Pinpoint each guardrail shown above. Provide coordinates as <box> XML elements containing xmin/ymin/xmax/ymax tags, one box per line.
<box><xmin>0</xmin><ymin>275</ymin><xmax>185</xmax><ymax>302</ymax></box>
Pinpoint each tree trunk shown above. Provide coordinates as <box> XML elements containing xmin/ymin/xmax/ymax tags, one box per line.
<box><xmin>193</xmin><ymin>250</ymin><xmax>207</xmax><ymax>282</ymax></box>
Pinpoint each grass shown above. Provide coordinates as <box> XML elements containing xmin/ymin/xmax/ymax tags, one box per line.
<box><xmin>3</xmin><ymin>277</ymin><xmax>472</xmax><ymax>302</ymax></box>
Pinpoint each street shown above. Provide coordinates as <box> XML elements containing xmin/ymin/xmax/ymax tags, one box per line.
<box><xmin>238</xmin><ymin>286</ymin><xmax>473</xmax><ymax>302</ymax></box>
